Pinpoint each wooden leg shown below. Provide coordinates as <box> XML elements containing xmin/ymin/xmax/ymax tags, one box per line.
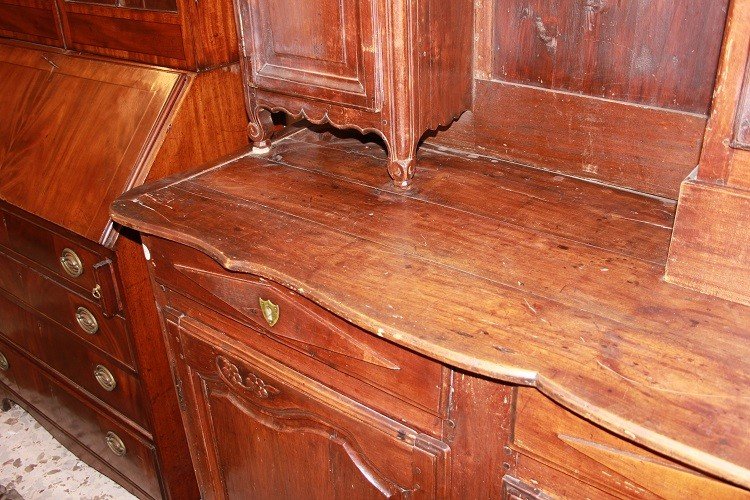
<box><xmin>247</xmin><ymin>107</ymin><xmax>274</xmax><ymax>154</ymax></box>
<box><xmin>387</xmin><ymin>138</ymin><xmax>418</xmax><ymax>189</ymax></box>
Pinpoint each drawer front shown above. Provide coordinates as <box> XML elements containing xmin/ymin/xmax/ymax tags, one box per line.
<box><xmin>51</xmin><ymin>372</ymin><xmax>162</xmax><ymax>500</ymax></box>
<box><xmin>512</xmin><ymin>389</ymin><xmax>747</xmax><ymax>499</ymax></box>
<box><xmin>169</xmin><ymin>313</ymin><xmax>450</xmax><ymax>499</ymax></box>
<box><xmin>0</xmin><ymin>294</ymin><xmax>148</xmax><ymax>429</ymax></box>
<box><xmin>148</xmin><ymin>238</ymin><xmax>448</xmax><ymax>422</ymax></box>
<box><xmin>0</xmin><ymin>336</ymin><xmax>58</xmax><ymax>417</ymax></box>
<box><xmin>239</xmin><ymin>0</ymin><xmax>380</xmax><ymax>110</ymax></box>
<box><xmin>0</xmin><ymin>208</ymin><xmax>121</xmax><ymax>315</ymax></box>
<box><xmin>0</xmin><ymin>254</ymin><xmax>134</xmax><ymax>367</ymax></box>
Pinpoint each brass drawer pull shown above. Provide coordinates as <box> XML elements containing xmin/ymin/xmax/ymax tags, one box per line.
<box><xmin>105</xmin><ymin>431</ymin><xmax>126</xmax><ymax>456</ymax></box>
<box><xmin>75</xmin><ymin>307</ymin><xmax>99</xmax><ymax>335</ymax></box>
<box><xmin>0</xmin><ymin>351</ymin><xmax>8</xmax><ymax>371</ymax></box>
<box><xmin>259</xmin><ymin>298</ymin><xmax>279</xmax><ymax>327</ymax></box>
<box><xmin>94</xmin><ymin>365</ymin><xmax>117</xmax><ymax>392</ymax></box>
<box><xmin>60</xmin><ymin>248</ymin><xmax>84</xmax><ymax>278</ymax></box>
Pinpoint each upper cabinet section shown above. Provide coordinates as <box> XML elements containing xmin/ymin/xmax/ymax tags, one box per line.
<box><xmin>0</xmin><ymin>0</ymin><xmax>239</xmax><ymax>69</ymax></box>
<box><xmin>0</xmin><ymin>43</ymin><xmax>186</xmax><ymax>244</ymax></box>
<box><xmin>237</xmin><ymin>0</ymin><xmax>474</xmax><ymax>187</ymax></box>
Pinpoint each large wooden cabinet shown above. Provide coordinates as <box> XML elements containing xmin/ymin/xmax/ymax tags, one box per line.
<box><xmin>111</xmin><ymin>130</ymin><xmax>750</xmax><ymax>498</ymax></box>
<box><xmin>235</xmin><ymin>0</ymin><xmax>474</xmax><ymax>187</ymax></box>
<box><xmin>0</xmin><ymin>42</ymin><xmax>249</xmax><ymax>499</ymax></box>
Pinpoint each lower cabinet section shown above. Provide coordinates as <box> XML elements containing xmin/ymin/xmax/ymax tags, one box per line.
<box><xmin>508</xmin><ymin>389</ymin><xmax>748</xmax><ymax>499</ymax></box>
<box><xmin>0</xmin><ymin>337</ymin><xmax>162</xmax><ymax>499</ymax></box>
<box><xmin>166</xmin><ymin>312</ymin><xmax>451</xmax><ymax>499</ymax></box>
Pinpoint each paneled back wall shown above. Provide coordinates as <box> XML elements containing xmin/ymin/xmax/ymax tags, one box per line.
<box><xmin>429</xmin><ymin>0</ymin><xmax>730</xmax><ymax>198</ymax></box>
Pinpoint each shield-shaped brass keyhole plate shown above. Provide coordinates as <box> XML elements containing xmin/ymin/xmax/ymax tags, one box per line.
<box><xmin>259</xmin><ymin>298</ymin><xmax>279</xmax><ymax>327</ymax></box>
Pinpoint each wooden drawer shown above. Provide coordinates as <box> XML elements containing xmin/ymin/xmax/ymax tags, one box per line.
<box><xmin>0</xmin><ymin>335</ymin><xmax>57</xmax><ymax>416</ymax></box>
<box><xmin>169</xmin><ymin>312</ymin><xmax>450</xmax><ymax>499</ymax></box>
<box><xmin>50</xmin><ymin>371</ymin><xmax>162</xmax><ymax>500</ymax></box>
<box><xmin>511</xmin><ymin>389</ymin><xmax>748</xmax><ymax>499</ymax></box>
<box><xmin>0</xmin><ymin>293</ymin><xmax>149</xmax><ymax>429</ymax></box>
<box><xmin>148</xmin><ymin>237</ymin><xmax>449</xmax><ymax>429</ymax></box>
<box><xmin>0</xmin><ymin>207</ymin><xmax>121</xmax><ymax>315</ymax></box>
<box><xmin>0</xmin><ymin>254</ymin><xmax>134</xmax><ymax>367</ymax></box>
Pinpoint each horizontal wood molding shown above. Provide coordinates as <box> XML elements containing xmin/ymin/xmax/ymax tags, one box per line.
<box><xmin>428</xmin><ymin>79</ymin><xmax>706</xmax><ymax>199</ymax></box>
<box><xmin>666</xmin><ymin>179</ymin><xmax>750</xmax><ymax>306</ymax></box>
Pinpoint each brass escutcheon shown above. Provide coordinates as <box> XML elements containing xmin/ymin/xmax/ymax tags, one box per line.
<box><xmin>60</xmin><ymin>248</ymin><xmax>83</xmax><ymax>278</ymax></box>
<box><xmin>259</xmin><ymin>298</ymin><xmax>279</xmax><ymax>327</ymax></box>
<box><xmin>105</xmin><ymin>431</ymin><xmax>126</xmax><ymax>456</ymax></box>
<box><xmin>94</xmin><ymin>365</ymin><xmax>116</xmax><ymax>392</ymax></box>
<box><xmin>0</xmin><ymin>351</ymin><xmax>8</xmax><ymax>371</ymax></box>
<box><xmin>75</xmin><ymin>307</ymin><xmax>99</xmax><ymax>335</ymax></box>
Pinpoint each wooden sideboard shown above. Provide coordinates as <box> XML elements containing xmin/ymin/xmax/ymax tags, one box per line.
<box><xmin>235</xmin><ymin>0</ymin><xmax>473</xmax><ymax>187</ymax></box>
<box><xmin>0</xmin><ymin>42</ymin><xmax>249</xmax><ymax>498</ymax></box>
<box><xmin>111</xmin><ymin>130</ymin><xmax>750</xmax><ymax>498</ymax></box>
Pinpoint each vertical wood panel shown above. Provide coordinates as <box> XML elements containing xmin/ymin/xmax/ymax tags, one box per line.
<box><xmin>487</xmin><ymin>0</ymin><xmax>728</xmax><ymax>114</ymax></box>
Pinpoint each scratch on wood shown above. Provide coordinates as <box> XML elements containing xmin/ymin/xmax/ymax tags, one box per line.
<box><xmin>534</xmin><ymin>16</ymin><xmax>558</xmax><ymax>54</ymax></box>
<box><xmin>41</xmin><ymin>55</ymin><xmax>58</xmax><ymax>71</ymax></box>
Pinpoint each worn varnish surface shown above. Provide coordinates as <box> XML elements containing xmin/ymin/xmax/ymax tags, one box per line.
<box><xmin>0</xmin><ymin>42</ymin><xmax>185</xmax><ymax>244</ymax></box>
<box><xmin>112</xmin><ymin>130</ymin><xmax>750</xmax><ymax>488</ymax></box>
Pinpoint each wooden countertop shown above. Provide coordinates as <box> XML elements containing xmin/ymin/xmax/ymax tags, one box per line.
<box><xmin>111</xmin><ymin>130</ymin><xmax>750</xmax><ymax>489</ymax></box>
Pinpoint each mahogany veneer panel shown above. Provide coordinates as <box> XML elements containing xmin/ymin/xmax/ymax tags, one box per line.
<box><xmin>0</xmin><ymin>43</ymin><xmax>185</xmax><ymax>244</ymax></box>
<box><xmin>112</xmin><ymin>131</ymin><xmax>750</xmax><ymax>489</ymax></box>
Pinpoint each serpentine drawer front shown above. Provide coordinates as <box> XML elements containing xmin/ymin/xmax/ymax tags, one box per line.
<box><xmin>148</xmin><ymin>237</ymin><xmax>451</xmax><ymax>433</ymax></box>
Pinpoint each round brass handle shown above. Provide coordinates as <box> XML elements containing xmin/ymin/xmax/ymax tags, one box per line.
<box><xmin>0</xmin><ymin>351</ymin><xmax>8</xmax><ymax>371</ymax></box>
<box><xmin>105</xmin><ymin>431</ymin><xmax>126</xmax><ymax>456</ymax></box>
<box><xmin>75</xmin><ymin>307</ymin><xmax>99</xmax><ymax>335</ymax></box>
<box><xmin>94</xmin><ymin>365</ymin><xmax>116</xmax><ymax>392</ymax></box>
<box><xmin>60</xmin><ymin>248</ymin><xmax>83</xmax><ymax>278</ymax></box>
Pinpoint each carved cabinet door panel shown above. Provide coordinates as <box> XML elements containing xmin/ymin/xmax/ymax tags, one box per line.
<box><xmin>166</xmin><ymin>312</ymin><xmax>450</xmax><ymax>500</ymax></box>
<box><xmin>240</xmin><ymin>0</ymin><xmax>380</xmax><ymax>110</ymax></box>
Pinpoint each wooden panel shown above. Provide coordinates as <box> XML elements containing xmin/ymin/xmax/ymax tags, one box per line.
<box><xmin>0</xmin><ymin>44</ymin><xmax>184</xmax><ymax>244</ymax></box>
<box><xmin>168</xmin><ymin>311</ymin><xmax>450</xmax><ymax>499</ymax></box>
<box><xmin>66</xmin><ymin>0</ymin><xmax>177</xmax><ymax>12</ymax></box>
<box><xmin>697</xmin><ymin>0</ymin><xmax>750</xmax><ymax>190</ymax></box>
<box><xmin>67</xmin><ymin>12</ymin><xmax>184</xmax><ymax>60</ymax></box>
<box><xmin>148</xmin><ymin>237</ymin><xmax>448</xmax><ymax>435</ymax></box>
<box><xmin>112</xmin><ymin>133</ymin><xmax>750</xmax><ymax>488</ymax></box>
<box><xmin>513</xmin><ymin>389</ymin><xmax>748</xmax><ymax>499</ymax></box>
<box><xmin>0</xmin><ymin>0</ymin><xmax>59</xmax><ymax>42</ymax></box>
<box><xmin>666</xmin><ymin>180</ymin><xmax>750</xmax><ymax>306</ymax></box>
<box><xmin>244</xmin><ymin>0</ymin><xmax>379</xmax><ymax>109</ymax></box>
<box><xmin>428</xmin><ymin>79</ymin><xmax>706</xmax><ymax>199</ymax></box>
<box><xmin>481</xmin><ymin>0</ymin><xmax>728</xmax><ymax>114</ymax></box>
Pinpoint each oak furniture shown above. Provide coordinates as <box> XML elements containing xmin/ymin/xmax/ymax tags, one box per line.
<box><xmin>235</xmin><ymin>0</ymin><xmax>473</xmax><ymax>187</ymax></box>
<box><xmin>0</xmin><ymin>41</ymin><xmax>248</xmax><ymax>499</ymax></box>
<box><xmin>111</xmin><ymin>129</ymin><xmax>750</xmax><ymax>498</ymax></box>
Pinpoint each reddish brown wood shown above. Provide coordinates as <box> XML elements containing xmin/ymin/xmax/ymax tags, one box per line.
<box><xmin>0</xmin><ymin>43</ymin><xmax>249</xmax><ymax>499</ymax></box>
<box><xmin>0</xmin><ymin>0</ymin><xmax>62</xmax><ymax>45</ymax></box>
<box><xmin>112</xmin><ymin>132</ymin><xmax>750</xmax><ymax>490</ymax></box>
<box><xmin>427</xmin><ymin>80</ymin><xmax>707</xmax><ymax>199</ymax></box>
<box><xmin>164</xmin><ymin>308</ymin><xmax>451</xmax><ymax>499</ymax></box>
<box><xmin>482</xmin><ymin>0</ymin><xmax>728</xmax><ymax>114</ymax></box>
<box><xmin>66</xmin><ymin>12</ymin><xmax>185</xmax><ymax>60</ymax></box>
<box><xmin>235</xmin><ymin>0</ymin><xmax>473</xmax><ymax>187</ymax></box>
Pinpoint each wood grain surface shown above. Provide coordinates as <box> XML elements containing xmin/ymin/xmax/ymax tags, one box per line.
<box><xmin>112</xmin><ymin>130</ymin><xmax>750</xmax><ymax>489</ymax></box>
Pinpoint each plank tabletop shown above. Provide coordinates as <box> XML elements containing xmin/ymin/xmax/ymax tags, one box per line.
<box><xmin>111</xmin><ymin>130</ymin><xmax>750</xmax><ymax>488</ymax></box>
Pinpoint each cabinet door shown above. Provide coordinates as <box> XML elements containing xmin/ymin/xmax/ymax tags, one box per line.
<box><xmin>241</xmin><ymin>0</ymin><xmax>380</xmax><ymax>110</ymax></box>
<box><xmin>166</xmin><ymin>313</ymin><xmax>449</xmax><ymax>500</ymax></box>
